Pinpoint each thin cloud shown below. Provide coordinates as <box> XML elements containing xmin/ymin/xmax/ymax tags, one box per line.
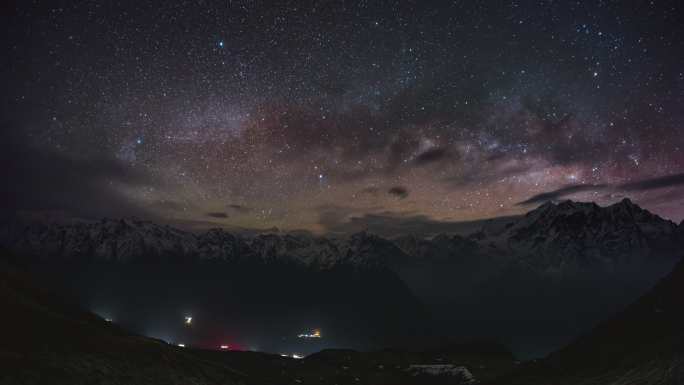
<box><xmin>517</xmin><ymin>173</ymin><xmax>684</xmax><ymax>205</ymax></box>
<box><xmin>227</xmin><ymin>204</ymin><xmax>253</xmax><ymax>214</ymax></box>
<box><xmin>414</xmin><ymin>147</ymin><xmax>449</xmax><ymax>165</ymax></box>
<box><xmin>517</xmin><ymin>184</ymin><xmax>606</xmax><ymax>205</ymax></box>
<box><xmin>619</xmin><ymin>173</ymin><xmax>684</xmax><ymax>191</ymax></box>
<box><xmin>0</xmin><ymin>128</ymin><xmax>157</xmax><ymax>220</ymax></box>
<box><xmin>388</xmin><ymin>186</ymin><xmax>409</xmax><ymax>199</ymax></box>
<box><xmin>319</xmin><ymin>209</ymin><xmax>520</xmax><ymax>238</ymax></box>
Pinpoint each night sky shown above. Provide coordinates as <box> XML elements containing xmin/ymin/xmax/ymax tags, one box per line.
<box><xmin>3</xmin><ymin>1</ymin><xmax>684</xmax><ymax>234</ymax></box>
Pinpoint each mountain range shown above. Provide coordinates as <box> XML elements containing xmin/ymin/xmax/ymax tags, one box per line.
<box><xmin>0</xmin><ymin>198</ymin><xmax>682</xmax><ymax>356</ymax></box>
<box><xmin>0</xmin><ymin>254</ymin><xmax>520</xmax><ymax>385</ymax></box>
<box><xmin>2</xmin><ymin>198</ymin><xmax>680</xmax><ymax>269</ymax></box>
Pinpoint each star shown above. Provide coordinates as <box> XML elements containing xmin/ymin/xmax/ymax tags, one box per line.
<box><xmin>3</xmin><ymin>0</ymin><xmax>684</xmax><ymax>229</ymax></box>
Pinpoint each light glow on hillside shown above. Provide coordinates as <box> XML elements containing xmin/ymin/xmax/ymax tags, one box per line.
<box><xmin>297</xmin><ymin>329</ymin><xmax>321</xmax><ymax>338</ymax></box>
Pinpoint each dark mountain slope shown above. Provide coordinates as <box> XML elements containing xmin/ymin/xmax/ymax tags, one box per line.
<box><xmin>0</xmin><ymin>253</ymin><xmax>515</xmax><ymax>385</ymax></box>
<box><xmin>1</xmin><ymin>199</ymin><xmax>681</xmax><ymax>357</ymax></box>
<box><xmin>491</xmin><ymin>256</ymin><xmax>684</xmax><ymax>384</ymax></box>
<box><xmin>0</xmin><ymin>220</ymin><xmax>428</xmax><ymax>352</ymax></box>
<box><xmin>0</xmin><ymin>256</ymin><xmax>247</xmax><ymax>385</ymax></box>
<box><xmin>400</xmin><ymin>199</ymin><xmax>682</xmax><ymax>357</ymax></box>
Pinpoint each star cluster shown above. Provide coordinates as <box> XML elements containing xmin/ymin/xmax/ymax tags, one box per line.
<box><xmin>2</xmin><ymin>1</ymin><xmax>684</xmax><ymax>233</ymax></box>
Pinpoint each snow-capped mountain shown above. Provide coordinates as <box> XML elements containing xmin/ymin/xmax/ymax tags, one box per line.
<box><xmin>196</xmin><ymin>228</ymin><xmax>250</xmax><ymax>262</ymax></box>
<box><xmin>393</xmin><ymin>233</ymin><xmax>479</xmax><ymax>263</ymax></box>
<box><xmin>474</xmin><ymin>199</ymin><xmax>680</xmax><ymax>273</ymax></box>
<box><xmin>0</xmin><ymin>218</ymin><xmax>197</xmax><ymax>262</ymax></box>
<box><xmin>1</xmin><ymin>198</ymin><xmax>681</xmax><ymax>272</ymax></box>
<box><xmin>0</xmin><ymin>219</ymin><xmax>428</xmax><ymax>352</ymax></box>
<box><xmin>1</xmin><ymin>199</ymin><xmax>682</xmax><ymax>357</ymax></box>
<box><xmin>0</xmin><ymin>218</ymin><xmax>409</xmax><ymax>270</ymax></box>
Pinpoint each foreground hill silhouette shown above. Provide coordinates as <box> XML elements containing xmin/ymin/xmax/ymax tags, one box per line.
<box><xmin>3</xmin><ymin>198</ymin><xmax>680</xmax><ymax>356</ymax></box>
<box><xmin>491</xmin><ymin>255</ymin><xmax>684</xmax><ymax>384</ymax></box>
<box><xmin>0</xmin><ymin>222</ymin><xmax>429</xmax><ymax>352</ymax></box>
<box><xmin>2</xmin><ymin>196</ymin><xmax>684</xmax><ymax>384</ymax></box>
<box><xmin>0</xmin><ymin>254</ymin><xmax>517</xmax><ymax>384</ymax></box>
<box><xmin>2</xmin><ymin>250</ymin><xmax>683</xmax><ymax>384</ymax></box>
<box><xmin>0</xmin><ymin>256</ymin><xmax>249</xmax><ymax>384</ymax></box>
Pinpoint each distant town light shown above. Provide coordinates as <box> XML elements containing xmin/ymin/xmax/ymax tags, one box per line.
<box><xmin>184</xmin><ymin>316</ymin><xmax>193</xmax><ymax>325</ymax></box>
<box><xmin>297</xmin><ymin>328</ymin><xmax>322</xmax><ymax>338</ymax></box>
<box><xmin>177</xmin><ymin>343</ymin><xmax>185</xmax><ymax>348</ymax></box>
<box><xmin>281</xmin><ymin>353</ymin><xmax>304</xmax><ymax>359</ymax></box>
<box><xmin>220</xmin><ymin>345</ymin><xmax>229</xmax><ymax>350</ymax></box>
<box><xmin>104</xmin><ymin>318</ymin><xmax>112</xmax><ymax>322</ymax></box>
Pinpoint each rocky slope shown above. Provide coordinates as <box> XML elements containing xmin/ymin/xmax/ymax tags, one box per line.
<box><xmin>392</xmin><ymin>199</ymin><xmax>682</xmax><ymax>357</ymax></box>
<box><xmin>491</xmin><ymin>256</ymin><xmax>684</xmax><ymax>385</ymax></box>
<box><xmin>0</xmin><ymin>257</ymin><xmax>247</xmax><ymax>385</ymax></box>
<box><xmin>0</xmin><ymin>220</ymin><xmax>428</xmax><ymax>353</ymax></box>
<box><xmin>0</xmin><ymin>255</ymin><xmax>512</xmax><ymax>385</ymax></box>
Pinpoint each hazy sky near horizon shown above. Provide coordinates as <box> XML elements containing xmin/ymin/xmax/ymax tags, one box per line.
<box><xmin>3</xmin><ymin>1</ymin><xmax>684</xmax><ymax>232</ymax></box>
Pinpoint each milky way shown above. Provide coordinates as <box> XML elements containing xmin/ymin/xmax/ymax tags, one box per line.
<box><xmin>2</xmin><ymin>1</ymin><xmax>684</xmax><ymax>233</ymax></box>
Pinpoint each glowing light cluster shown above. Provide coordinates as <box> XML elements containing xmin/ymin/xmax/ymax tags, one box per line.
<box><xmin>297</xmin><ymin>329</ymin><xmax>321</xmax><ymax>338</ymax></box>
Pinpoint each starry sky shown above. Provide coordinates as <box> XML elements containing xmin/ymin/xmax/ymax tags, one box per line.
<box><xmin>2</xmin><ymin>1</ymin><xmax>684</xmax><ymax>234</ymax></box>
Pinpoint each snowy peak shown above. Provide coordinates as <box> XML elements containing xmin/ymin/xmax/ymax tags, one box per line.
<box><xmin>496</xmin><ymin>199</ymin><xmax>679</xmax><ymax>270</ymax></box>
<box><xmin>508</xmin><ymin>199</ymin><xmax>676</xmax><ymax>240</ymax></box>
<box><xmin>196</xmin><ymin>228</ymin><xmax>250</xmax><ymax>262</ymax></box>
<box><xmin>246</xmin><ymin>232</ymin><xmax>345</xmax><ymax>268</ymax></box>
<box><xmin>341</xmin><ymin>231</ymin><xmax>411</xmax><ymax>268</ymax></box>
<box><xmin>0</xmin><ymin>221</ymin><xmax>402</xmax><ymax>270</ymax></box>
<box><xmin>1</xmin><ymin>199</ymin><xmax>680</xmax><ymax>272</ymax></box>
<box><xmin>393</xmin><ymin>233</ymin><xmax>478</xmax><ymax>262</ymax></box>
<box><xmin>0</xmin><ymin>218</ymin><xmax>198</xmax><ymax>262</ymax></box>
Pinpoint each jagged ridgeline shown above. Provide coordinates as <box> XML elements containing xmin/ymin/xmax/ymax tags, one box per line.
<box><xmin>1</xmin><ymin>199</ymin><xmax>682</xmax><ymax>356</ymax></box>
<box><xmin>0</xmin><ymin>223</ymin><xmax>428</xmax><ymax>352</ymax></box>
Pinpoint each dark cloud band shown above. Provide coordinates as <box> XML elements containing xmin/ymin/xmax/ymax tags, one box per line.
<box><xmin>518</xmin><ymin>173</ymin><xmax>684</xmax><ymax>205</ymax></box>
